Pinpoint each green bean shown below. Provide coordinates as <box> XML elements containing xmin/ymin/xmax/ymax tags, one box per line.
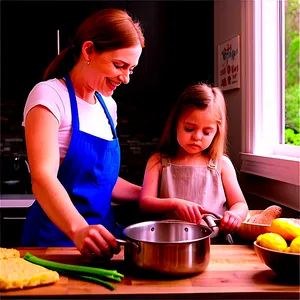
<box><xmin>57</xmin><ymin>269</ymin><xmax>116</xmax><ymax>290</ymax></box>
<box><xmin>24</xmin><ymin>252</ymin><xmax>124</xmax><ymax>284</ymax></box>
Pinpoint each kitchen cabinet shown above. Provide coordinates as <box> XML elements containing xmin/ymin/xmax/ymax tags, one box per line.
<box><xmin>0</xmin><ymin>207</ymin><xmax>29</xmax><ymax>248</ymax></box>
<box><xmin>1</xmin><ymin>1</ymin><xmax>214</xmax><ymax>186</ymax></box>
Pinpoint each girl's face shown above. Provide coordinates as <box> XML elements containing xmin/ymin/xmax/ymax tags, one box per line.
<box><xmin>88</xmin><ymin>45</ymin><xmax>142</xmax><ymax>97</ymax></box>
<box><xmin>176</xmin><ymin>107</ymin><xmax>218</xmax><ymax>155</ymax></box>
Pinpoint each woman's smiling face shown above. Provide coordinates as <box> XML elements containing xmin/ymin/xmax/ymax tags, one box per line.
<box><xmin>87</xmin><ymin>45</ymin><xmax>142</xmax><ymax>97</ymax></box>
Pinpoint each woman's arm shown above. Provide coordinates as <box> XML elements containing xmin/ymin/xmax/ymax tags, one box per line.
<box><xmin>111</xmin><ymin>177</ymin><xmax>141</xmax><ymax>202</ymax></box>
<box><xmin>25</xmin><ymin>105</ymin><xmax>88</xmax><ymax>238</ymax></box>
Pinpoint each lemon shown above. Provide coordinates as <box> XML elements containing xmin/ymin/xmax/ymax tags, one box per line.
<box><xmin>256</xmin><ymin>232</ymin><xmax>288</xmax><ymax>251</ymax></box>
<box><xmin>270</xmin><ymin>218</ymin><xmax>300</xmax><ymax>241</ymax></box>
<box><xmin>290</xmin><ymin>236</ymin><xmax>300</xmax><ymax>254</ymax></box>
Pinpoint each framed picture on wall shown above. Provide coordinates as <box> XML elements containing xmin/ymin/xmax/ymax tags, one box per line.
<box><xmin>218</xmin><ymin>35</ymin><xmax>240</xmax><ymax>91</ymax></box>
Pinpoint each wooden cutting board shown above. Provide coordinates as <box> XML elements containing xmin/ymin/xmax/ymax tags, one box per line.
<box><xmin>1</xmin><ymin>245</ymin><xmax>299</xmax><ymax>299</ymax></box>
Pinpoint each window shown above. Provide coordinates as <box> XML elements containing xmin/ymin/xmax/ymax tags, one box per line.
<box><xmin>240</xmin><ymin>0</ymin><xmax>300</xmax><ymax>187</ymax></box>
<box><xmin>285</xmin><ymin>0</ymin><xmax>300</xmax><ymax>146</ymax></box>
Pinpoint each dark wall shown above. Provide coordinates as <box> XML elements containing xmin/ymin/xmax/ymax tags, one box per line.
<box><xmin>1</xmin><ymin>0</ymin><xmax>214</xmax><ymax>186</ymax></box>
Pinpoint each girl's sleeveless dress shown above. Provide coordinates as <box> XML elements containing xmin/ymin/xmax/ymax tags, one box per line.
<box><xmin>159</xmin><ymin>155</ymin><xmax>230</xmax><ymax>242</ymax></box>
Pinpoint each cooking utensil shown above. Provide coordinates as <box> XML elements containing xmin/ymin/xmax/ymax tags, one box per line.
<box><xmin>117</xmin><ymin>220</ymin><xmax>212</xmax><ymax>276</ymax></box>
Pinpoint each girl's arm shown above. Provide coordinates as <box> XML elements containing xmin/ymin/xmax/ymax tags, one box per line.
<box><xmin>25</xmin><ymin>106</ymin><xmax>119</xmax><ymax>257</ymax></box>
<box><xmin>140</xmin><ymin>153</ymin><xmax>202</xmax><ymax>223</ymax></box>
<box><xmin>220</xmin><ymin>155</ymin><xmax>249</xmax><ymax>231</ymax></box>
<box><xmin>139</xmin><ymin>153</ymin><xmax>174</xmax><ymax>213</ymax></box>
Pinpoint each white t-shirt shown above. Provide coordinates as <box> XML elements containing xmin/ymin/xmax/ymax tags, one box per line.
<box><xmin>23</xmin><ymin>78</ymin><xmax>117</xmax><ymax>158</ymax></box>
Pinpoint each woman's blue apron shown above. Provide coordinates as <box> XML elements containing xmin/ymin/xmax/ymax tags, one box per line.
<box><xmin>21</xmin><ymin>74</ymin><xmax>121</xmax><ymax>246</ymax></box>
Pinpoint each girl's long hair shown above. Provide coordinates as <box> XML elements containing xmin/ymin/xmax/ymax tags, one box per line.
<box><xmin>157</xmin><ymin>83</ymin><xmax>228</xmax><ymax>162</ymax></box>
<box><xmin>43</xmin><ymin>8</ymin><xmax>145</xmax><ymax>80</ymax></box>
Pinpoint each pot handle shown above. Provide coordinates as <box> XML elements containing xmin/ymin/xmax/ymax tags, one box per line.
<box><xmin>116</xmin><ymin>238</ymin><xmax>140</xmax><ymax>252</ymax></box>
<box><xmin>116</xmin><ymin>238</ymin><xmax>127</xmax><ymax>246</ymax></box>
<box><xmin>202</xmin><ymin>214</ymin><xmax>234</xmax><ymax>244</ymax></box>
<box><xmin>202</xmin><ymin>214</ymin><xmax>220</xmax><ymax>238</ymax></box>
<box><xmin>202</xmin><ymin>214</ymin><xmax>220</xmax><ymax>225</ymax></box>
<box><xmin>199</xmin><ymin>205</ymin><xmax>222</xmax><ymax>219</ymax></box>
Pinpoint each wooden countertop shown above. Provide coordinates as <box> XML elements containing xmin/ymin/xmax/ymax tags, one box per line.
<box><xmin>1</xmin><ymin>245</ymin><xmax>299</xmax><ymax>299</ymax></box>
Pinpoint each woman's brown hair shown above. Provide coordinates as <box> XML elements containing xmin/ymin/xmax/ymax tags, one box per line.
<box><xmin>43</xmin><ymin>8</ymin><xmax>145</xmax><ymax>80</ymax></box>
<box><xmin>157</xmin><ymin>83</ymin><xmax>228</xmax><ymax>162</ymax></box>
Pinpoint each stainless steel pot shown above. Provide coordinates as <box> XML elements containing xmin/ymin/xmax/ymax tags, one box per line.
<box><xmin>117</xmin><ymin>220</ymin><xmax>213</xmax><ymax>276</ymax></box>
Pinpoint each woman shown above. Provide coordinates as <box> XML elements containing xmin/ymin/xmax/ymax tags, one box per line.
<box><xmin>21</xmin><ymin>8</ymin><xmax>145</xmax><ymax>259</ymax></box>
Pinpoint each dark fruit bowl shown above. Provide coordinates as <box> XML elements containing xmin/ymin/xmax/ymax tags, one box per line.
<box><xmin>254</xmin><ymin>241</ymin><xmax>300</xmax><ymax>278</ymax></box>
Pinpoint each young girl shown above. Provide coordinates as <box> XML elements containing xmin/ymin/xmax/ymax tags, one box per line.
<box><xmin>140</xmin><ymin>83</ymin><xmax>249</xmax><ymax>237</ymax></box>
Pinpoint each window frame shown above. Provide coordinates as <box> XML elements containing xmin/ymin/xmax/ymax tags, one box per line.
<box><xmin>240</xmin><ymin>0</ymin><xmax>300</xmax><ymax>187</ymax></box>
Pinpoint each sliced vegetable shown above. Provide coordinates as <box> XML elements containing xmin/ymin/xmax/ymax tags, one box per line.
<box><xmin>57</xmin><ymin>269</ymin><xmax>116</xmax><ymax>290</ymax></box>
<box><xmin>23</xmin><ymin>252</ymin><xmax>124</xmax><ymax>290</ymax></box>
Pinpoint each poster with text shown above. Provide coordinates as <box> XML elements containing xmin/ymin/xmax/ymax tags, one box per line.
<box><xmin>218</xmin><ymin>35</ymin><xmax>240</xmax><ymax>91</ymax></box>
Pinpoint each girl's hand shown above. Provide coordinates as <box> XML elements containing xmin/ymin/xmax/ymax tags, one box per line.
<box><xmin>219</xmin><ymin>211</ymin><xmax>242</xmax><ymax>233</ymax></box>
<box><xmin>73</xmin><ymin>225</ymin><xmax>120</xmax><ymax>259</ymax></box>
<box><xmin>173</xmin><ymin>199</ymin><xmax>203</xmax><ymax>224</ymax></box>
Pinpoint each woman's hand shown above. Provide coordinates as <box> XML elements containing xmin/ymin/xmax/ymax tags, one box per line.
<box><xmin>219</xmin><ymin>211</ymin><xmax>242</xmax><ymax>233</ymax></box>
<box><xmin>73</xmin><ymin>225</ymin><xmax>120</xmax><ymax>259</ymax></box>
<box><xmin>173</xmin><ymin>199</ymin><xmax>203</xmax><ymax>224</ymax></box>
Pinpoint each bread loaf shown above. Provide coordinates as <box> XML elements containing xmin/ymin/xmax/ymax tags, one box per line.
<box><xmin>248</xmin><ymin>213</ymin><xmax>260</xmax><ymax>223</ymax></box>
<box><xmin>0</xmin><ymin>248</ymin><xmax>59</xmax><ymax>290</ymax></box>
<box><xmin>0</xmin><ymin>257</ymin><xmax>59</xmax><ymax>290</ymax></box>
<box><xmin>251</xmin><ymin>205</ymin><xmax>282</xmax><ymax>225</ymax></box>
<box><xmin>0</xmin><ymin>248</ymin><xmax>20</xmax><ymax>260</ymax></box>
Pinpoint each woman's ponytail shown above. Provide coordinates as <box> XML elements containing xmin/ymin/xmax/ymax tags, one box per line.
<box><xmin>43</xmin><ymin>46</ymin><xmax>77</xmax><ymax>81</ymax></box>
